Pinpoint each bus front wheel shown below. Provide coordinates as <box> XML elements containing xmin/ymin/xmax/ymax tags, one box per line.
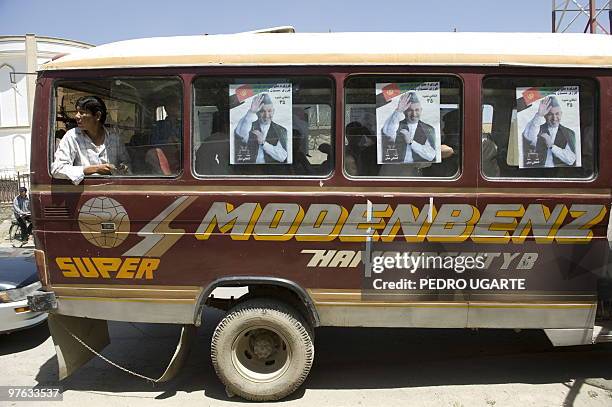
<box><xmin>210</xmin><ymin>298</ymin><xmax>314</xmax><ymax>401</ymax></box>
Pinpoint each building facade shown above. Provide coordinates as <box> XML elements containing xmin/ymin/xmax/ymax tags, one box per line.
<box><xmin>0</xmin><ymin>34</ymin><xmax>92</xmax><ymax>174</ymax></box>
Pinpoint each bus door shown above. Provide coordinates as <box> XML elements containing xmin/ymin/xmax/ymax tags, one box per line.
<box><xmin>472</xmin><ymin>75</ymin><xmax>608</xmax><ymax>331</ymax></box>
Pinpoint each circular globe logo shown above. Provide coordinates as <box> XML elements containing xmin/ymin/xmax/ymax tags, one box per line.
<box><xmin>78</xmin><ymin>197</ymin><xmax>130</xmax><ymax>248</ymax></box>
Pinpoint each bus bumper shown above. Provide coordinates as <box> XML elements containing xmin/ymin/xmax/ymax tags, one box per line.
<box><xmin>27</xmin><ymin>290</ymin><xmax>57</xmax><ymax>312</ymax></box>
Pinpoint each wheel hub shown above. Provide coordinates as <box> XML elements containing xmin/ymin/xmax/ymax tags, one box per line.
<box><xmin>231</xmin><ymin>325</ymin><xmax>292</xmax><ymax>382</ymax></box>
<box><xmin>250</xmin><ymin>331</ymin><xmax>277</xmax><ymax>359</ymax></box>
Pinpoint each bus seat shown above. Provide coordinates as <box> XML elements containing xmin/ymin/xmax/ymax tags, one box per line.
<box><xmin>155</xmin><ymin>148</ymin><xmax>172</xmax><ymax>175</ymax></box>
<box><xmin>145</xmin><ymin>146</ymin><xmax>176</xmax><ymax>176</ymax></box>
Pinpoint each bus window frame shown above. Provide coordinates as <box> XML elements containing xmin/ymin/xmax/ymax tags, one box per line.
<box><xmin>479</xmin><ymin>74</ymin><xmax>600</xmax><ymax>184</ymax></box>
<box><xmin>48</xmin><ymin>74</ymin><xmax>186</xmax><ymax>181</ymax></box>
<box><xmin>341</xmin><ymin>72</ymin><xmax>465</xmax><ymax>183</ymax></box>
<box><xmin>190</xmin><ymin>73</ymin><xmax>337</xmax><ymax>180</ymax></box>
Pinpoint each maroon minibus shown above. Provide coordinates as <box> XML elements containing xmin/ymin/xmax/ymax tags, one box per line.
<box><xmin>28</xmin><ymin>30</ymin><xmax>611</xmax><ymax>400</ymax></box>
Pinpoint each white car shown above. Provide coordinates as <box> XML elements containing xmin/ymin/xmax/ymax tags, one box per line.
<box><xmin>0</xmin><ymin>252</ymin><xmax>47</xmax><ymax>333</ymax></box>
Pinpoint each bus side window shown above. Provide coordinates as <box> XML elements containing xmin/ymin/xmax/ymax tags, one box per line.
<box><xmin>192</xmin><ymin>77</ymin><xmax>334</xmax><ymax>178</ymax></box>
<box><xmin>344</xmin><ymin>75</ymin><xmax>462</xmax><ymax>179</ymax></box>
<box><xmin>481</xmin><ymin>77</ymin><xmax>596</xmax><ymax>180</ymax></box>
<box><xmin>51</xmin><ymin>78</ymin><xmax>183</xmax><ymax>182</ymax></box>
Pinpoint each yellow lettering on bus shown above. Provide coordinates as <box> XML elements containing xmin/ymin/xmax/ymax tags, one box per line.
<box><xmin>73</xmin><ymin>257</ymin><xmax>99</xmax><ymax>278</ymax></box>
<box><xmin>380</xmin><ymin>204</ymin><xmax>435</xmax><ymax>243</ymax></box>
<box><xmin>511</xmin><ymin>204</ymin><xmax>568</xmax><ymax>244</ymax></box>
<box><xmin>195</xmin><ymin>202</ymin><xmax>262</xmax><ymax>241</ymax></box>
<box><xmin>555</xmin><ymin>204</ymin><xmax>607</xmax><ymax>243</ymax></box>
<box><xmin>253</xmin><ymin>203</ymin><xmax>305</xmax><ymax>241</ymax></box>
<box><xmin>295</xmin><ymin>204</ymin><xmax>348</xmax><ymax>242</ymax></box>
<box><xmin>472</xmin><ymin>204</ymin><xmax>525</xmax><ymax>244</ymax></box>
<box><xmin>427</xmin><ymin>204</ymin><xmax>480</xmax><ymax>242</ymax></box>
<box><xmin>55</xmin><ymin>257</ymin><xmax>161</xmax><ymax>279</ymax></box>
<box><xmin>187</xmin><ymin>201</ymin><xmax>608</xmax><ymax>244</ymax></box>
<box><xmin>134</xmin><ymin>258</ymin><xmax>160</xmax><ymax>280</ymax></box>
<box><xmin>92</xmin><ymin>257</ymin><xmax>122</xmax><ymax>278</ymax></box>
<box><xmin>56</xmin><ymin>257</ymin><xmax>80</xmax><ymax>278</ymax></box>
<box><xmin>116</xmin><ymin>258</ymin><xmax>140</xmax><ymax>279</ymax></box>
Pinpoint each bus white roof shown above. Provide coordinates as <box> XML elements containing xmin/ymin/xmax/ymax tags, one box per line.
<box><xmin>41</xmin><ymin>32</ymin><xmax>612</xmax><ymax>71</ymax></box>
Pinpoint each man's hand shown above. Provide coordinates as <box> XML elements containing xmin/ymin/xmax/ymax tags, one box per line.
<box><xmin>399</xmin><ymin>129</ymin><xmax>413</xmax><ymax>144</ymax></box>
<box><xmin>252</xmin><ymin>129</ymin><xmax>265</xmax><ymax>145</ymax></box>
<box><xmin>249</xmin><ymin>94</ymin><xmax>265</xmax><ymax>114</ymax></box>
<box><xmin>113</xmin><ymin>162</ymin><xmax>129</xmax><ymax>175</ymax></box>
<box><xmin>441</xmin><ymin>144</ymin><xmax>454</xmax><ymax>159</ymax></box>
<box><xmin>84</xmin><ymin>163</ymin><xmax>115</xmax><ymax>175</ymax></box>
<box><xmin>396</xmin><ymin>92</ymin><xmax>413</xmax><ymax>113</ymax></box>
<box><xmin>540</xmin><ymin>132</ymin><xmax>554</xmax><ymax>148</ymax></box>
<box><xmin>537</xmin><ymin>96</ymin><xmax>552</xmax><ymax>117</ymax></box>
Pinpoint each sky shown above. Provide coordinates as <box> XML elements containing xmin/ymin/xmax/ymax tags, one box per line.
<box><xmin>0</xmin><ymin>0</ymin><xmax>607</xmax><ymax>45</ymax></box>
<box><xmin>1</xmin><ymin>0</ymin><xmax>608</xmax><ymax>45</ymax></box>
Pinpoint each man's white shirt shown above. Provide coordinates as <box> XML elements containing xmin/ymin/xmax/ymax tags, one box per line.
<box><xmin>381</xmin><ymin>111</ymin><xmax>436</xmax><ymax>162</ymax></box>
<box><xmin>523</xmin><ymin>114</ymin><xmax>576</xmax><ymax>167</ymax></box>
<box><xmin>51</xmin><ymin>127</ymin><xmax>131</xmax><ymax>185</ymax></box>
<box><xmin>235</xmin><ymin>111</ymin><xmax>288</xmax><ymax>163</ymax></box>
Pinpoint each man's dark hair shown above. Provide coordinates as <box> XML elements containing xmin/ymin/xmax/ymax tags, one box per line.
<box><xmin>75</xmin><ymin>95</ymin><xmax>107</xmax><ymax>124</ymax></box>
<box><xmin>19</xmin><ymin>187</ymin><xmax>27</xmax><ymax>193</ymax></box>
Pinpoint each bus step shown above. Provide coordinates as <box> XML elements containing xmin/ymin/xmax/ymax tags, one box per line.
<box><xmin>593</xmin><ymin>323</ymin><xmax>612</xmax><ymax>343</ymax></box>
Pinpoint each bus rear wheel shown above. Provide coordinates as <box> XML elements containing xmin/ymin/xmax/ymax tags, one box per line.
<box><xmin>210</xmin><ymin>298</ymin><xmax>314</xmax><ymax>401</ymax></box>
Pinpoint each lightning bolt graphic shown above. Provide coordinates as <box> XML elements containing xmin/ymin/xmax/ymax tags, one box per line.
<box><xmin>122</xmin><ymin>196</ymin><xmax>197</xmax><ymax>257</ymax></box>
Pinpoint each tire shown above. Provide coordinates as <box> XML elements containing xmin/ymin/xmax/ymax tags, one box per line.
<box><xmin>211</xmin><ymin>298</ymin><xmax>314</xmax><ymax>401</ymax></box>
<box><xmin>9</xmin><ymin>223</ymin><xmax>23</xmax><ymax>248</ymax></box>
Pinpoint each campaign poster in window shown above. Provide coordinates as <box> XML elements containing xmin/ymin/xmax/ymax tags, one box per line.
<box><xmin>375</xmin><ymin>82</ymin><xmax>441</xmax><ymax>164</ymax></box>
<box><xmin>516</xmin><ymin>86</ymin><xmax>581</xmax><ymax>168</ymax></box>
<box><xmin>229</xmin><ymin>83</ymin><xmax>292</xmax><ymax>165</ymax></box>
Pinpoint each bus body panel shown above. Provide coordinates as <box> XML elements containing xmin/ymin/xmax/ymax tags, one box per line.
<box><xmin>30</xmin><ymin>63</ymin><xmax>611</xmax><ymax>334</ymax></box>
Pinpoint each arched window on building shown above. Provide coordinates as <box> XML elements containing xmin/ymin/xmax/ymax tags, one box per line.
<box><xmin>12</xmin><ymin>134</ymin><xmax>28</xmax><ymax>171</ymax></box>
<box><xmin>0</xmin><ymin>64</ymin><xmax>19</xmax><ymax>127</ymax></box>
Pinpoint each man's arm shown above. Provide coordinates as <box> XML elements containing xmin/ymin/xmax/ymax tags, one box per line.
<box><xmin>550</xmin><ymin>144</ymin><xmax>576</xmax><ymax>166</ymax></box>
<box><xmin>381</xmin><ymin>111</ymin><xmax>404</xmax><ymax>142</ymax></box>
<box><xmin>262</xmin><ymin>126</ymin><xmax>288</xmax><ymax>162</ymax></box>
<box><xmin>51</xmin><ymin>134</ymin><xmax>86</xmax><ymax>185</ymax></box>
<box><xmin>235</xmin><ymin>111</ymin><xmax>258</xmax><ymax>143</ymax></box>
<box><xmin>550</xmin><ymin>130</ymin><xmax>576</xmax><ymax>166</ymax></box>
<box><xmin>410</xmin><ymin>125</ymin><xmax>436</xmax><ymax>162</ymax></box>
<box><xmin>13</xmin><ymin>197</ymin><xmax>26</xmax><ymax>217</ymax></box>
<box><xmin>523</xmin><ymin>97</ymin><xmax>552</xmax><ymax>146</ymax></box>
<box><xmin>523</xmin><ymin>114</ymin><xmax>545</xmax><ymax>147</ymax></box>
<box><xmin>383</xmin><ymin>93</ymin><xmax>414</xmax><ymax>141</ymax></box>
<box><xmin>235</xmin><ymin>95</ymin><xmax>264</xmax><ymax>143</ymax></box>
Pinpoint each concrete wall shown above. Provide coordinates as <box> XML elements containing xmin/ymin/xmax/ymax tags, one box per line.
<box><xmin>0</xmin><ymin>35</ymin><xmax>92</xmax><ymax>174</ymax></box>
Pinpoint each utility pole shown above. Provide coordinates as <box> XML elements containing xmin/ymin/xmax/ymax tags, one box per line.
<box><xmin>552</xmin><ymin>0</ymin><xmax>611</xmax><ymax>34</ymax></box>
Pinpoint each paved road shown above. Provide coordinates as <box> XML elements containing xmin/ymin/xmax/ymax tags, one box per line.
<box><xmin>0</xmin><ymin>237</ymin><xmax>610</xmax><ymax>406</ymax></box>
<box><xmin>0</xmin><ymin>303</ymin><xmax>611</xmax><ymax>407</ymax></box>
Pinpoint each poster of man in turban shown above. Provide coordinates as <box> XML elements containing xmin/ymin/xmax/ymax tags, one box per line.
<box><xmin>376</xmin><ymin>82</ymin><xmax>441</xmax><ymax>164</ymax></box>
<box><xmin>516</xmin><ymin>86</ymin><xmax>581</xmax><ymax>169</ymax></box>
<box><xmin>230</xmin><ymin>83</ymin><xmax>292</xmax><ymax>165</ymax></box>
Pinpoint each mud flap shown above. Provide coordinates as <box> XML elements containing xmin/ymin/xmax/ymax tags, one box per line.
<box><xmin>157</xmin><ymin>324</ymin><xmax>197</xmax><ymax>382</ymax></box>
<box><xmin>48</xmin><ymin>314</ymin><xmax>110</xmax><ymax>380</ymax></box>
<box><xmin>49</xmin><ymin>315</ymin><xmax>195</xmax><ymax>383</ymax></box>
